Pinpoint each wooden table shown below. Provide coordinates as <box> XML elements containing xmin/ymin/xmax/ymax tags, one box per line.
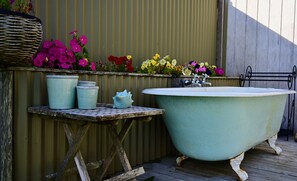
<box><xmin>28</xmin><ymin>104</ymin><xmax>164</xmax><ymax>181</ymax></box>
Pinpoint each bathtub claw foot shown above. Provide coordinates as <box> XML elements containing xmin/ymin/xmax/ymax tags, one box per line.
<box><xmin>176</xmin><ymin>155</ymin><xmax>188</xmax><ymax>166</ymax></box>
<box><xmin>230</xmin><ymin>152</ymin><xmax>248</xmax><ymax>181</ymax></box>
<box><xmin>267</xmin><ymin>134</ymin><xmax>282</xmax><ymax>155</ymax></box>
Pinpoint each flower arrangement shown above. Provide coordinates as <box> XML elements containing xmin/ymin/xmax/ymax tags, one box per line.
<box><xmin>33</xmin><ymin>30</ymin><xmax>96</xmax><ymax>71</ymax></box>
<box><xmin>140</xmin><ymin>53</ymin><xmax>183</xmax><ymax>76</ymax></box>
<box><xmin>107</xmin><ymin>55</ymin><xmax>134</xmax><ymax>72</ymax></box>
<box><xmin>0</xmin><ymin>0</ymin><xmax>33</xmax><ymax>14</ymax></box>
<box><xmin>183</xmin><ymin>60</ymin><xmax>225</xmax><ymax>76</ymax></box>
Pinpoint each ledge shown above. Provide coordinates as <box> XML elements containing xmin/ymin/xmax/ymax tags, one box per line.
<box><xmin>1</xmin><ymin>66</ymin><xmax>240</xmax><ymax>80</ymax></box>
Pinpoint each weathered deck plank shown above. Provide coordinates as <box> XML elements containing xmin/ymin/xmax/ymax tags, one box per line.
<box><xmin>137</xmin><ymin>137</ymin><xmax>297</xmax><ymax>181</ymax></box>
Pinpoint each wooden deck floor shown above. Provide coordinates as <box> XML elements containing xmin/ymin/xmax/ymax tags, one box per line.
<box><xmin>136</xmin><ymin>137</ymin><xmax>297</xmax><ymax>181</ymax></box>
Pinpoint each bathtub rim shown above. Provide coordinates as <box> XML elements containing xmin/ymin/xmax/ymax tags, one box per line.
<box><xmin>142</xmin><ymin>86</ymin><xmax>296</xmax><ymax>97</ymax></box>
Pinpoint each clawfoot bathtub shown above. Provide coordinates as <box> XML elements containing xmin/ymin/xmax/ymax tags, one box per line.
<box><xmin>142</xmin><ymin>87</ymin><xmax>296</xmax><ymax>180</ymax></box>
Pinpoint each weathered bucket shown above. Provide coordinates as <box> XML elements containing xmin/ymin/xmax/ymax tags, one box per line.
<box><xmin>46</xmin><ymin>75</ymin><xmax>78</xmax><ymax>109</ymax></box>
<box><xmin>76</xmin><ymin>86</ymin><xmax>99</xmax><ymax>109</ymax></box>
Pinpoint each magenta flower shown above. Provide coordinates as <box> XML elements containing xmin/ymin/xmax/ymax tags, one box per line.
<box><xmin>66</xmin><ymin>50</ymin><xmax>75</xmax><ymax>58</ymax></box>
<box><xmin>215</xmin><ymin>68</ymin><xmax>225</xmax><ymax>76</ymax></box>
<box><xmin>195</xmin><ymin>68</ymin><xmax>199</xmax><ymax>73</ymax></box>
<box><xmin>58</xmin><ymin>55</ymin><xmax>68</xmax><ymax>63</ymax></box>
<box><xmin>49</xmin><ymin>56</ymin><xmax>56</xmax><ymax>62</ymax></box>
<box><xmin>60</xmin><ymin>63</ymin><xmax>72</xmax><ymax>69</ymax></box>
<box><xmin>33</xmin><ymin>53</ymin><xmax>47</xmax><ymax>67</ymax></box>
<box><xmin>79</xmin><ymin>35</ymin><xmax>88</xmax><ymax>45</ymax></box>
<box><xmin>42</xmin><ymin>40</ymin><xmax>53</xmax><ymax>49</ymax></box>
<box><xmin>56</xmin><ymin>47</ymin><xmax>67</xmax><ymax>55</ymax></box>
<box><xmin>54</xmin><ymin>40</ymin><xmax>66</xmax><ymax>48</ymax></box>
<box><xmin>69</xmin><ymin>30</ymin><xmax>78</xmax><ymax>35</ymax></box>
<box><xmin>9</xmin><ymin>0</ymin><xmax>15</xmax><ymax>4</ymax></box>
<box><xmin>48</xmin><ymin>47</ymin><xmax>57</xmax><ymax>56</ymax></box>
<box><xmin>70</xmin><ymin>39</ymin><xmax>82</xmax><ymax>53</ymax></box>
<box><xmin>78</xmin><ymin>58</ymin><xmax>88</xmax><ymax>67</ymax></box>
<box><xmin>90</xmin><ymin>62</ymin><xmax>96</xmax><ymax>71</ymax></box>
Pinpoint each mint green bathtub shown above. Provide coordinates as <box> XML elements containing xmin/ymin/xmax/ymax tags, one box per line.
<box><xmin>143</xmin><ymin>87</ymin><xmax>295</xmax><ymax>180</ymax></box>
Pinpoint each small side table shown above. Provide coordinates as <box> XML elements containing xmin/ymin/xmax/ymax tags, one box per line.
<box><xmin>28</xmin><ymin>104</ymin><xmax>164</xmax><ymax>181</ymax></box>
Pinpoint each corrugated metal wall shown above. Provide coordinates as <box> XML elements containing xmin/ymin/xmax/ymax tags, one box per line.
<box><xmin>12</xmin><ymin>68</ymin><xmax>239</xmax><ymax>181</ymax></box>
<box><xmin>33</xmin><ymin>0</ymin><xmax>218</xmax><ymax>66</ymax></box>
<box><xmin>13</xmin><ymin>69</ymin><xmax>172</xmax><ymax>181</ymax></box>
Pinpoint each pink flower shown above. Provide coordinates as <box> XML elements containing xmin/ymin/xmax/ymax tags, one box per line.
<box><xmin>48</xmin><ymin>56</ymin><xmax>56</xmax><ymax>62</ymax></box>
<box><xmin>198</xmin><ymin>66</ymin><xmax>206</xmax><ymax>72</ymax></box>
<box><xmin>56</xmin><ymin>47</ymin><xmax>67</xmax><ymax>55</ymax></box>
<box><xmin>90</xmin><ymin>62</ymin><xmax>96</xmax><ymax>71</ymax></box>
<box><xmin>79</xmin><ymin>35</ymin><xmax>88</xmax><ymax>45</ymax></box>
<box><xmin>42</xmin><ymin>40</ymin><xmax>53</xmax><ymax>49</ymax></box>
<box><xmin>195</xmin><ymin>68</ymin><xmax>199</xmax><ymax>73</ymax></box>
<box><xmin>215</xmin><ymin>68</ymin><xmax>225</xmax><ymax>76</ymax></box>
<box><xmin>70</xmin><ymin>39</ymin><xmax>82</xmax><ymax>53</ymax></box>
<box><xmin>66</xmin><ymin>50</ymin><xmax>75</xmax><ymax>58</ymax></box>
<box><xmin>69</xmin><ymin>30</ymin><xmax>78</xmax><ymax>35</ymax></box>
<box><xmin>33</xmin><ymin>53</ymin><xmax>47</xmax><ymax>67</ymax></box>
<box><xmin>58</xmin><ymin>55</ymin><xmax>68</xmax><ymax>63</ymax></box>
<box><xmin>60</xmin><ymin>63</ymin><xmax>72</xmax><ymax>69</ymax></box>
<box><xmin>78</xmin><ymin>58</ymin><xmax>88</xmax><ymax>67</ymax></box>
<box><xmin>54</xmin><ymin>40</ymin><xmax>66</xmax><ymax>48</ymax></box>
<box><xmin>190</xmin><ymin>61</ymin><xmax>197</xmax><ymax>67</ymax></box>
<box><xmin>48</xmin><ymin>47</ymin><xmax>57</xmax><ymax>56</ymax></box>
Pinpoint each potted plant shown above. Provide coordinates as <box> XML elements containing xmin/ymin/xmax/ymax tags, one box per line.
<box><xmin>0</xmin><ymin>0</ymin><xmax>43</xmax><ymax>67</ymax></box>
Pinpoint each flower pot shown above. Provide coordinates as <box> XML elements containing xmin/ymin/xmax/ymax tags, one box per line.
<box><xmin>47</xmin><ymin>75</ymin><xmax>78</xmax><ymax>109</ymax></box>
<box><xmin>0</xmin><ymin>9</ymin><xmax>43</xmax><ymax>67</ymax></box>
<box><xmin>76</xmin><ymin>86</ymin><xmax>99</xmax><ymax>109</ymax></box>
<box><xmin>78</xmin><ymin>81</ymin><xmax>96</xmax><ymax>87</ymax></box>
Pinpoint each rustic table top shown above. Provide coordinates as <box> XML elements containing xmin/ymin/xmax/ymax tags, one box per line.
<box><xmin>28</xmin><ymin>103</ymin><xmax>164</xmax><ymax>122</ymax></box>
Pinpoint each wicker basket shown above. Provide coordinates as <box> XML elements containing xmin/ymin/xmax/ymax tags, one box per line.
<box><xmin>0</xmin><ymin>9</ymin><xmax>43</xmax><ymax>67</ymax></box>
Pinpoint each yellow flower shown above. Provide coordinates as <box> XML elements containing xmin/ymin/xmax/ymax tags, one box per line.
<box><xmin>153</xmin><ymin>53</ymin><xmax>160</xmax><ymax>60</ymax></box>
<box><xmin>151</xmin><ymin>60</ymin><xmax>157</xmax><ymax>66</ymax></box>
<box><xmin>211</xmin><ymin>65</ymin><xmax>217</xmax><ymax>69</ymax></box>
<box><xmin>141</xmin><ymin>65</ymin><xmax>145</xmax><ymax>70</ymax></box>
<box><xmin>171</xmin><ymin>59</ymin><xmax>177</xmax><ymax>66</ymax></box>
<box><xmin>127</xmin><ymin>55</ymin><xmax>132</xmax><ymax>60</ymax></box>
<box><xmin>205</xmin><ymin>62</ymin><xmax>209</xmax><ymax>66</ymax></box>
<box><xmin>142</xmin><ymin>61</ymin><xmax>149</xmax><ymax>68</ymax></box>
<box><xmin>166</xmin><ymin>62</ymin><xmax>171</xmax><ymax>68</ymax></box>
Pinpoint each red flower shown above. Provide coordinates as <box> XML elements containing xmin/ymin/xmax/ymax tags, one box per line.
<box><xmin>108</xmin><ymin>56</ymin><xmax>116</xmax><ymax>62</ymax></box>
<box><xmin>126</xmin><ymin>64</ymin><xmax>134</xmax><ymax>72</ymax></box>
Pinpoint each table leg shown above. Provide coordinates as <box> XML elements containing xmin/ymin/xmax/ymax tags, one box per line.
<box><xmin>96</xmin><ymin>119</ymin><xmax>134</xmax><ymax>180</ymax></box>
<box><xmin>55</xmin><ymin>123</ymin><xmax>91</xmax><ymax>181</ymax></box>
<box><xmin>107</xmin><ymin>124</ymin><xmax>132</xmax><ymax>172</ymax></box>
<box><xmin>64</xmin><ymin>124</ymin><xmax>91</xmax><ymax>181</ymax></box>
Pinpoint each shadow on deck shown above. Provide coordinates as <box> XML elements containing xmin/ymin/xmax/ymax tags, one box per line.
<box><xmin>137</xmin><ymin>136</ymin><xmax>297</xmax><ymax>181</ymax></box>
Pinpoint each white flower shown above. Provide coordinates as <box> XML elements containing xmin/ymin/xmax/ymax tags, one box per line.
<box><xmin>171</xmin><ymin>59</ymin><xmax>177</xmax><ymax>66</ymax></box>
<box><xmin>163</xmin><ymin>55</ymin><xmax>170</xmax><ymax>61</ymax></box>
<box><xmin>160</xmin><ymin>59</ymin><xmax>166</xmax><ymax>65</ymax></box>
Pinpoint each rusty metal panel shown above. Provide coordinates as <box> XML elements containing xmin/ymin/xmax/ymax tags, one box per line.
<box><xmin>34</xmin><ymin>0</ymin><xmax>218</xmax><ymax>66</ymax></box>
